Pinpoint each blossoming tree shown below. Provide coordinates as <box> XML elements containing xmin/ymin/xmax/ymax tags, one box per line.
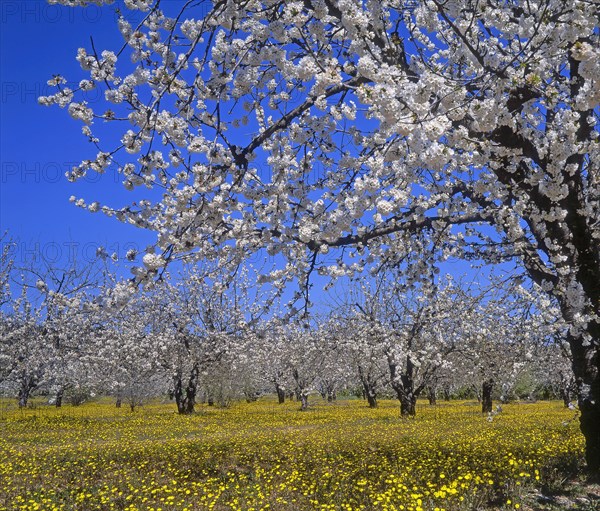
<box><xmin>44</xmin><ymin>0</ymin><xmax>599</xmax><ymax>471</ymax></box>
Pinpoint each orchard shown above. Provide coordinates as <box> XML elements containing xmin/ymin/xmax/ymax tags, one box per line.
<box><xmin>0</xmin><ymin>0</ymin><xmax>599</xmax><ymax>508</ymax></box>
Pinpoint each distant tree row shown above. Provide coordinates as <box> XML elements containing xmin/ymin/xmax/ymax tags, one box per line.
<box><xmin>0</xmin><ymin>238</ymin><xmax>572</xmax><ymax>416</ymax></box>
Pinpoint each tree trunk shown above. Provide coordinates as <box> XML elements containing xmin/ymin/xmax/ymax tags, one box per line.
<box><xmin>569</xmin><ymin>331</ymin><xmax>600</xmax><ymax>474</ymax></box>
<box><xmin>173</xmin><ymin>364</ymin><xmax>200</xmax><ymax>415</ymax></box>
<box><xmin>275</xmin><ymin>384</ymin><xmax>285</xmax><ymax>404</ymax></box>
<box><xmin>387</xmin><ymin>354</ymin><xmax>418</xmax><ymax>417</ymax></box>
<box><xmin>115</xmin><ymin>397</ymin><xmax>122</xmax><ymax>408</ymax></box>
<box><xmin>443</xmin><ymin>387</ymin><xmax>451</xmax><ymax>401</ymax></box>
<box><xmin>560</xmin><ymin>386</ymin><xmax>571</xmax><ymax>408</ymax></box>
<box><xmin>327</xmin><ymin>389</ymin><xmax>336</xmax><ymax>402</ymax></box>
<box><xmin>400</xmin><ymin>392</ymin><xmax>416</xmax><ymax>416</ymax></box>
<box><xmin>18</xmin><ymin>378</ymin><xmax>34</xmax><ymax>408</ymax></box>
<box><xmin>362</xmin><ymin>381</ymin><xmax>378</xmax><ymax>408</ymax></box>
<box><xmin>183</xmin><ymin>364</ymin><xmax>199</xmax><ymax>414</ymax></box>
<box><xmin>18</xmin><ymin>388</ymin><xmax>29</xmax><ymax>408</ymax></box>
<box><xmin>482</xmin><ymin>379</ymin><xmax>494</xmax><ymax>414</ymax></box>
<box><xmin>55</xmin><ymin>388</ymin><xmax>64</xmax><ymax>408</ymax></box>
<box><xmin>300</xmin><ymin>393</ymin><xmax>309</xmax><ymax>411</ymax></box>
<box><xmin>427</xmin><ymin>386</ymin><xmax>437</xmax><ymax>406</ymax></box>
<box><xmin>358</xmin><ymin>365</ymin><xmax>378</xmax><ymax>408</ymax></box>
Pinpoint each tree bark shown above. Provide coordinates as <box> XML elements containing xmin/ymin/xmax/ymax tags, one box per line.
<box><xmin>173</xmin><ymin>363</ymin><xmax>200</xmax><ymax>415</ymax></box>
<box><xmin>569</xmin><ymin>330</ymin><xmax>600</xmax><ymax>474</ymax></box>
<box><xmin>560</xmin><ymin>387</ymin><xmax>571</xmax><ymax>408</ymax></box>
<box><xmin>358</xmin><ymin>365</ymin><xmax>378</xmax><ymax>408</ymax></box>
<box><xmin>300</xmin><ymin>393</ymin><xmax>309</xmax><ymax>411</ymax></box>
<box><xmin>18</xmin><ymin>377</ymin><xmax>35</xmax><ymax>408</ymax></box>
<box><xmin>275</xmin><ymin>384</ymin><xmax>285</xmax><ymax>404</ymax></box>
<box><xmin>400</xmin><ymin>393</ymin><xmax>416</xmax><ymax>416</ymax></box>
<box><xmin>427</xmin><ymin>386</ymin><xmax>437</xmax><ymax>406</ymax></box>
<box><xmin>115</xmin><ymin>397</ymin><xmax>122</xmax><ymax>408</ymax></box>
<box><xmin>363</xmin><ymin>383</ymin><xmax>378</xmax><ymax>408</ymax></box>
<box><xmin>55</xmin><ymin>387</ymin><xmax>64</xmax><ymax>408</ymax></box>
<box><xmin>388</xmin><ymin>353</ymin><xmax>418</xmax><ymax>417</ymax></box>
<box><xmin>482</xmin><ymin>379</ymin><xmax>494</xmax><ymax>414</ymax></box>
<box><xmin>18</xmin><ymin>388</ymin><xmax>29</xmax><ymax>408</ymax></box>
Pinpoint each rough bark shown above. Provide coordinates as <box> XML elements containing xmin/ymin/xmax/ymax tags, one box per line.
<box><xmin>275</xmin><ymin>384</ymin><xmax>285</xmax><ymax>404</ymax></box>
<box><xmin>569</xmin><ymin>329</ymin><xmax>600</xmax><ymax>474</ymax></box>
<box><xmin>400</xmin><ymin>392</ymin><xmax>417</xmax><ymax>416</ymax></box>
<box><xmin>560</xmin><ymin>387</ymin><xmax>572</xmax><ymax>408</ymax></box>
<box><xmin>427</xmin><ymin>386</ymin><xmax>437</xmax><ymax>406</ymax></box>
<box><xmin>363</xmin><ymin>383</ymin><xmax>378</xmax><ymax>408</ymax></box>
<box><xmin>17</xmin><ymin>376</ymin><xmax>35</xmax><ymax>408</ymax></box>
<box><xmin>482</xmin><ymin>379</ymin><xmax>494</xmax><ymax>414</ymax></box>
<box><xmin>173</xmin><ymin>363</ymin><xmax>200</xmax><ymax>415</ymax></box>
<box><xmin>55</xmin><ymin>387</ymin><xmax>64</xmax><ymax>408</ymax></box>
<box><xmin>358</xmin><ymin>364</ymin><xmax>378</xmax><ymax>408</ymax></box>
<box><xmin>388</xmin><ymin>353</ymin><xmax>418</xmax><ymax>417</ymax></box>
<box><xmin>300</xmin><ymin>393</ymin><xmax>309</xmax><ymax>411</ymax></box>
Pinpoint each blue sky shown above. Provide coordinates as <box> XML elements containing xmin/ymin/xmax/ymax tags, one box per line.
<box><xmin>1</xmin><ymin>1</ymin><xmax>156</xmax><ymax>274</ymax></box>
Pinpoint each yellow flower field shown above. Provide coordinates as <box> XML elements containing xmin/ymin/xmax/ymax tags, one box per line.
<box><xmin>0</xmin><ymin>399</ymin><xmax>583</xmax><ymax>511</ymax></box>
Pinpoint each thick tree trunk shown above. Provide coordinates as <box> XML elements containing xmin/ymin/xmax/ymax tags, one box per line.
<box><xmin>366</xmin><ymin>392</ymin><xmax>378</xmax><ymax>408</ymax></box>
<box><xmin>55</xmin><ymin>388</ymin><xmax>64</xmax><ymax>408</ymax></box>
<box><xmin>275</xmin><ymin>384</ymin><xmax>285</xmax><ymax>404</ymax></box>
<box><xmin>173</xmin><ymin>363</ymin><xmax>200</xmax><ymax>415</ymax></box>
<box><xmin>300</xmin><ymin>393</ymin><xmax>309</xmax><ymax>411</ymax></box>
<box><xmin>358</xmin><ymin>365</ymin><xmax>378</xmax><ymax>408</ymax></box>
<box><xmin>569</xmin><ymin>331</ymin><xmax>600</xmax><ymax>475</ymax></box>
<box><xmin>18</xmin><ymin>378</ymin><xmax>34</xmax><ymax>408</ymax></box>
<box><xmin>482</xmin><ymin>379</ymin><xmax>494</xmax><ymax>414</ymax></box>
<box><xmin>400</xmin><ymin>392</ymin><xmax>416</xmax><ymax>416</ymax></box>
<box><xmin>18</xmin><ymin>389</ymin><xmax>29</xmax><ymax>408</ymax></box>
<box><xmin>427</xmin><ymin>386</ymin><xmax>437</xmax><ymax>406</ymax></box>
<box><xmin>362</xmin><ymin>380</ymin><xmax>378</xmax><ymax>408</ymax></box>
<box><xmin>388</xmin><ymin>354</ymin><xmax>418</xmax><ymax>417</ymax></box>
<box><xmin>184</xmin><ymin>364</ymin><xmax>199</xmax><ymax>414</ymax></box>
<box><xmin>115</xmin><ymin>397</ymin><xmax>122</xmax><ymax>408</ymax></box>
<box><xmin>327</xmin><ymin>389</ymin><xmax>336</xmax><ymax>402</ymax></box>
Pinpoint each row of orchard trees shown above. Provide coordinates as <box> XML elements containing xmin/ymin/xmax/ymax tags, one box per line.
<box><xmin>0</xmin><ymin>241</ymin><xmax>573</xmax><ymax>415</ymax></box>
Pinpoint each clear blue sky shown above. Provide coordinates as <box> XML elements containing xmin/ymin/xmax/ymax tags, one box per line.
<box><xmin>0</xmin><ymin>1</ymin><xmax>155</xmax><ymax>274</ymax></box>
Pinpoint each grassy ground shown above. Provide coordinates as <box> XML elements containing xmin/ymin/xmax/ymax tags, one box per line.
<box><xmin>0</xmin><ymin>398</ymin><xmax>589</xmax><ymax>511</ymax></box>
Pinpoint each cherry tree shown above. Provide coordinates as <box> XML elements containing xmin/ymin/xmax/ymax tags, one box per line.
<box><xmin>246</xmin><ymin>319</ymin><xmax>295</xmax><ymax>404</ymax></box>
<box><xmin>93</xmin><ymin>288</ymin><xmax>167</xmax><ymax>410</ymax></box>
<box><xmin>44</xmin><ymin>0</ymin><xmax>600</xmax><ymax>471</ymax></box>
<box><xmin>0</xmin><ymin>254</ymin><xmax>101</xmax><ymax>407</ymax></box>
<box><xmin>0</xmin><ymin>286</ymin><xmax>49</xmax><ymax>407</ymax></box>
<box><xmin>332</xmin><ymin>284</ymin><xmax>393</xmax><ymax>409</ymax></box>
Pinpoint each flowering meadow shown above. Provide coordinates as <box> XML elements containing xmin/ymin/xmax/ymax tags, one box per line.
<box><xmin>0</xmin><ymin>399</ymin><xmax>583</xmax><ymax>511</ymax></box>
